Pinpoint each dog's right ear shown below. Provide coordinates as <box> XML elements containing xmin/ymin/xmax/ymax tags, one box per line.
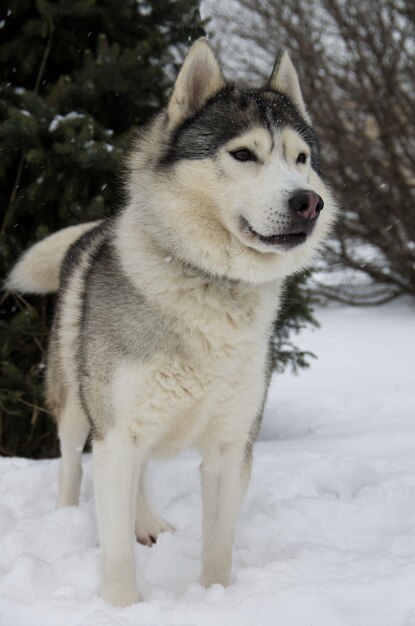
<box><xmin>167</xmin><ymin>38</ymin><xmax>225</xmax><ymax>128</ymax></box>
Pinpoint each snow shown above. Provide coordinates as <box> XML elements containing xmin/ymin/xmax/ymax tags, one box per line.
<box><xmin>1</xmin><ymin>300</ymin><xmax>415</xmax><ymax>626</ymax></box>
<box><xmin>49</xmin><ymin>112</ymin><xmax>85</xmax><ymax>133</ymax></box>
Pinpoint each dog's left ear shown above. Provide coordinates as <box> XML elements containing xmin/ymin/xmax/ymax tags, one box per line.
<box><xmin>269</xmin><ymin>51</ymin><xmax>311</xmax><ymax>122</ymax></box>
<box><xmin>167</xmin><ymin>38</ymin><xmax>225</xmax><ymax>127</ymax></box>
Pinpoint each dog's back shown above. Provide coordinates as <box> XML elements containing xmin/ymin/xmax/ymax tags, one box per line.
<box><xmin>44</xmin><ymin>220</ymin><xmax>108</xmax><ymax>420</ymax></box>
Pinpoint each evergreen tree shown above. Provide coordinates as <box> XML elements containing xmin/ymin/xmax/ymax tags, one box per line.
<box><xmin>0</xmin><ymin>1</ymin><xmax>317</xmax><ymax>458</ymax></box>
<box><xmin>0</xmin><ymin>0</ymin><xmax>203</xmax><ymax>457</ymax></box>
<box><xmin>272</xmin><ymin>273</ymin><xmax>318</xmax><ymax>374</ymax></box>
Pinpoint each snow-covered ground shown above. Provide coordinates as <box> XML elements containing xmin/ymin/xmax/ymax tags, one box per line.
<box><xmin>1</xmin><ymin>300</ymin><xmax>414</xmax><ymax>626</ymax></box>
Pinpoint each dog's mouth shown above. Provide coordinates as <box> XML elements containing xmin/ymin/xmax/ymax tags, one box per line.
<box><xmin>240</xmin><ymin>217</ymin><xmax>309</xmax><ymax>250</ymax></box>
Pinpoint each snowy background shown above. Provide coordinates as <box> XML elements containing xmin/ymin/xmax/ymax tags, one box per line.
<box><xmin>1</xmin><ymin>299</ymin><xmax>414</xmax><ymax>626</ymax></box>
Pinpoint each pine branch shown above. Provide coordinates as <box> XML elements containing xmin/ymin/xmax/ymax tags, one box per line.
<box><xmin>1</xmin><ymin>16</ymin><xmax>54</xmax><ymax>235</ymax></box>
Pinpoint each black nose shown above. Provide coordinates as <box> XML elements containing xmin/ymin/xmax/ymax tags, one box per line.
<box><xmin>289</xmin><ymin>190</ymin><xmax>324</xmax><ymax>220</ymax></box>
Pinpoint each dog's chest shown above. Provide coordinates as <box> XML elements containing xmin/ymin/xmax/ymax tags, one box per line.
<box><xmin>113</xmin><ymin>281</ymin><xmax>278</xmax><ymax>454</ymax></box>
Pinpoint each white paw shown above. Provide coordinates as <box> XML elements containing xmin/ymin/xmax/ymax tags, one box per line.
<box><xmin>135</xmin><ymin>510</ymin><xmax>175</xmax><ymax>546</ymax></box>
<box><xmin>200</xmin><ymin>564</ymin><xmax>232</xmax><ymax>588</ymax></box>
<box><xmin>101</xmin><ymin>571</ymin><xmax>139</xmax><ymax>607</ymax></box>
<box><xmin>102</xmin><ymin>585</ymin><xmax>139</xmax><ymax>607</ymax></box>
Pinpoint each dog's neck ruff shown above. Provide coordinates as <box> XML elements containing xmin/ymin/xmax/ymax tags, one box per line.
<box><xmin>147</xmin><ymin>234</ymin><xmax>251</xmax><ymax>289</ymax></box>
<box><xmin>114</xmin><ymin>209</ymin><xmax>261</xmax><ymax>294</ymax></box>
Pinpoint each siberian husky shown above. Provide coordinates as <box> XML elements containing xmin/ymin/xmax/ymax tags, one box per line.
<box><xmin>7</xmin><ymin>38</ymin><xmax>337</xmax><ymax>606</ymax></box>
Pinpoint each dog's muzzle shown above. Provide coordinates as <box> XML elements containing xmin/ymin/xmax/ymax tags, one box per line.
<box><xmin>239</xmin><ymin>189</ymin><xmax>324</xmax><ymax>251</ymax></box>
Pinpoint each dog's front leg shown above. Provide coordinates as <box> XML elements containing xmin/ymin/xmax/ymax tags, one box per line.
<box><xmin>200</xmin><ymin>443</ymin><xmax>252</xmax><ymax>588</ymax></box>
<box><xmin>93</xmin><ymin>432</ymin><xmax>141</xmax><ymax>607</ymax></box>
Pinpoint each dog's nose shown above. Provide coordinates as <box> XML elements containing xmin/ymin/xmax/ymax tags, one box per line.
<box><xmin>289</xmin><ymin>190</ymin><xmax>324</xmax><ymax>220</ymax></box>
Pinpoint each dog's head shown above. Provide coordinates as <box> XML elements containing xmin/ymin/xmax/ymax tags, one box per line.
<box><xmin>130</xmin><ymin>38</ymin><xmax>337</xmax><ymax>283</ymax></box>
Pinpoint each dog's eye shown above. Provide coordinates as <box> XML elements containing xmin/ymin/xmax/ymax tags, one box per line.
<box><xmin>230</xmin><ymin>148</ymin><xmax>256</xmax><ymax>162</ymax></box>
<box><xmin>296</xmin><ymin>152</ymin><xmax>308</xmax><ymax>164</ymax></box>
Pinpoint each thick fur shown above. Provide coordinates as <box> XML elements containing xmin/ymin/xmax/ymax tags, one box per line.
<box><xmin>6</xmin><ymin>221</ymin><xmax>100</xmax><ymax>294</ymax></box>
<box><xmin>7</xmin><ymin>39</ymin><xmax>337</xmax><ymax>606</ymax></box>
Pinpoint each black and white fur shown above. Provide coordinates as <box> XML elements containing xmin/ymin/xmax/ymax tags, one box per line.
<box><xmin>7</xmin><ymin>39</ymin><xmax>337</xmax><ymax>606</ymax></box>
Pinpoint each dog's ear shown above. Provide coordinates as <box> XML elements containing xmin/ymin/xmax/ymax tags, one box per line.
<box><xmin>269</xmin><ymin>51</ymin><xmax>310</xmax><ymax>122</ymax></box>
<box><xmin>167</xmin><ymin>38</ymin><xmax>225</xmax><ymax>127</ymax></box>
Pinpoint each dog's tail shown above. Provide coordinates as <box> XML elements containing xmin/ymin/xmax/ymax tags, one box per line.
<box><xmin>5</xmin><ymin>221</ymin><xmax>101</xmax><ymax>294</ymax></box>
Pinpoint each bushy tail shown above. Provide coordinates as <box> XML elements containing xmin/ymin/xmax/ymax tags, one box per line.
<box><xmin>5</xmin><ymin>221</ymin><xmax>101</xmax><ymax>294</ymax></box>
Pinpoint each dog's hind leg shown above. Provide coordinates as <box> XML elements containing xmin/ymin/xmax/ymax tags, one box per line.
<box><xmin>93</xmin><ymin>431</ymin><xmax>141</xmax><ymax>607</ymax></box>
<box><xmin>56</xmin><ymin>393</ymin><xmax>90</xmax><ymax>508</ymax></box>
<box><xmin>199</xmin><ymin>442</ymin><xmax>252</xmax><ymax>588</ymax></box>
<box><xmin>135</xmin><ymin>463</ymin><xmax>175</xmax><ymax>546</ymax></box>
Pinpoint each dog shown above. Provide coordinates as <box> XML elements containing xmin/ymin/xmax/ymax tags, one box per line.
<box><xmin>7</xmin><ymin>38</ymin><xmax>337</xmax><ymax>606</ymax></box>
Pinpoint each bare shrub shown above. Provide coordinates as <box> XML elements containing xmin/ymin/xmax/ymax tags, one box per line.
<box><xmin>205</xmin><ymin>0</ymin><xmax>415</xmax><ymax>302</ymax></box>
